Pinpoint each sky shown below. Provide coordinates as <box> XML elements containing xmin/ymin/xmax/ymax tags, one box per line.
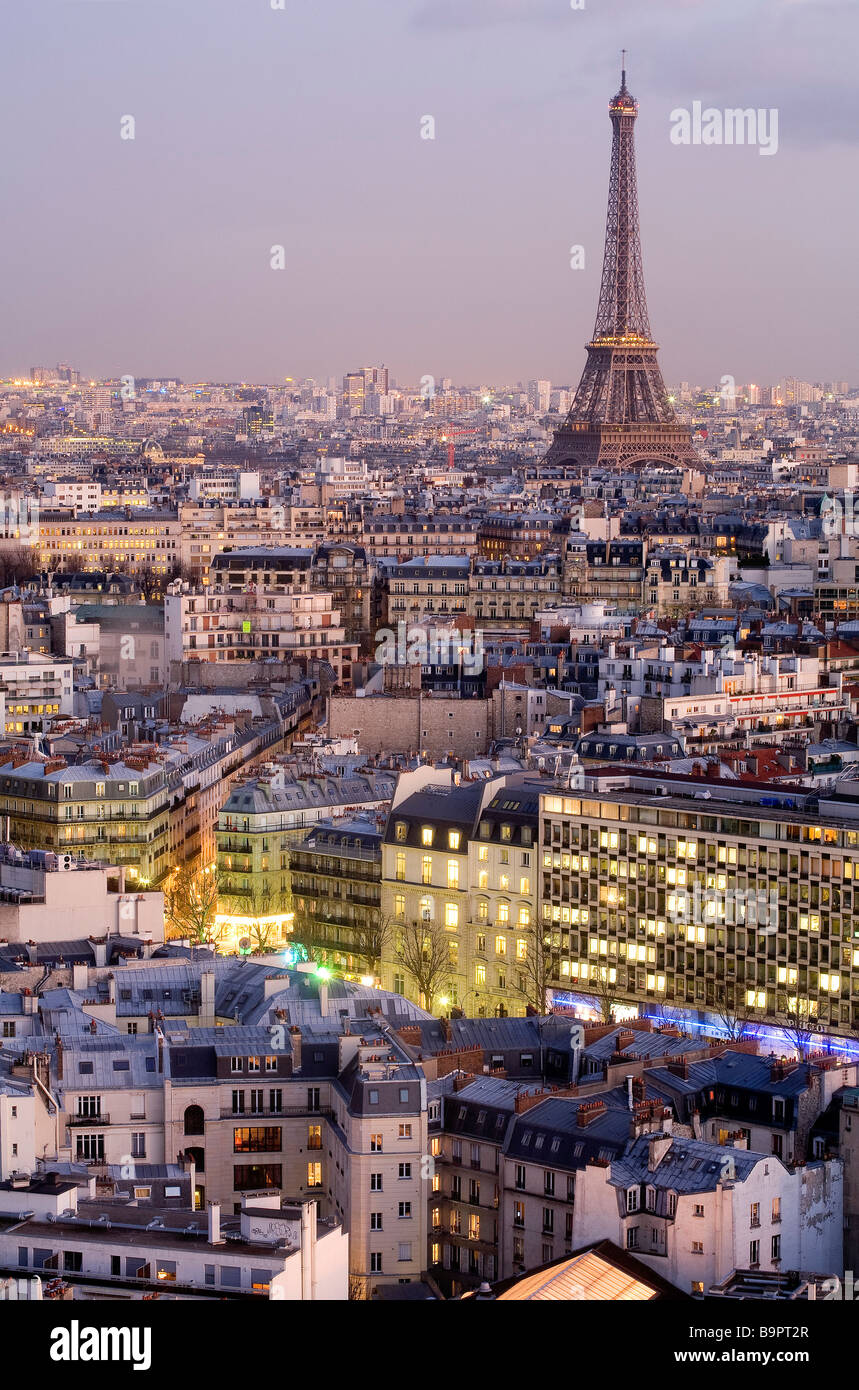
<box><xmin>1</xmin><ymin>0</ymin><xmax>857</xmax><ymax>388</ymax></box>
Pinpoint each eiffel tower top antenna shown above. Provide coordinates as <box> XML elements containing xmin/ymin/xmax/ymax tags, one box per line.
<box><xmin>621</xmin><ymin>49</ymin><xmax>626</xmax><ymax>86</ymax></box>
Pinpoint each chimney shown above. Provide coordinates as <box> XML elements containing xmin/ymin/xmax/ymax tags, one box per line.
<box><xmin>156</xmin><ymin>1029</ymin><xmax>164</xmax><ymax>1073</ymax></box>
<box><xmin>289</xmin><ymin>1025</ymin><xmax>302</xmax><ymax>1073</ymax></box>
<box><xmin>647</xmin><ymin>1134</ymin><xmax>673</xmax><ymax>1171</ymax></box>
<box><xmin>208</xmin><ymin>1200</ymin><xmax>224</xmax><ymax>1245</ymax></box>
<box><xmin>576</xmin><ymin>1100</ymin><xmax>607</xmax><ymax>1128</ymax></box>
<box><xmin>55</xmin><ymin>1035</ymin><xmax>63</xmax><ymax>1081</ymax></box>
<box><xmin>200</xmin><ymin>969</ymin><xmax>215</xmax><ymax>1026</ymax></box>
<box><xmin>319</xmin><ymin>980</ymin><xmax>328</xmax><ymax>1018</ymax></box>
<box><xmin>626</xmin><ymin>1074</ymin><xmax>634</xmax><ymax>1112</ymax></box>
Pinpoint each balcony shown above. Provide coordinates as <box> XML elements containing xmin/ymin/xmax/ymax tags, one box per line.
<box><xmin>222</xmin><ymin>1105</ymin><xmax>333</xmax><ymax>1120</ymax></box>
<box><xmin>69</xmin><ymin>1113</ymin><xmax>110</xmax><ymax>1126</ymax></box>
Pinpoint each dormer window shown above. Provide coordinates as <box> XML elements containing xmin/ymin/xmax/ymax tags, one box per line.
<box><xmin>626</xmin><ymin>1187</ymin><xmax>639</xmax><ymax>1213</ymax></box>
<box><xmin>421</xmin><ymin>826</ymin><xmax>434</xmax><ymax>847</ymax></box>
<box><xmin>395</xmin><ymin>822</ymin><xmax>407</xmax><ymax>842</ymax></box>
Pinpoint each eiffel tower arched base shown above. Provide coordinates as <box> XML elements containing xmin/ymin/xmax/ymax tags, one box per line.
<box><xmin>541</xmin><ymin>422</ymin><xmax>701</xmax><ymax>474</ymax></box>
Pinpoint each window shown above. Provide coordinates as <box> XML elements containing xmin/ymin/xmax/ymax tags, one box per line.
<box><xmin>772</xmin><ymin>1197</ymin><xmax>781</xmax><ymax>1223</ymax></box>
<box><xmin>370</xmin><ymin>1212</ymin><xmax>383</xmax><ymax>1230</ymax></box>
<box><xmin>397</xmin><ymin>1243</ymin><xmax>412</xmax><ymax>1263</ymax></box>
<box><xmin>248</xmin><ymin>1056</ymin><xmax>260</xmax><ymax>1073</ymax></box>
<box><xmin>370</xmin><ymin>1134</ymin><xmax>382</xmax><ymax>1152</ymax></box>
<box><xmin>395</xmin><ymin>821</ymin><xmax>407</xmax><ymax>842</ymax></box>
<box><xmin>399</xmin><ymin>1087</ymin><xmax>409</xmax><ymax>1103</ymax></box>
<box><xmin>370</xmin><ymin>1173</ymin><xmax>383</xmax><ymax>1191</ymax></box>
<box><xmin>369</xmin><ymin>1089</ymin><xmax>379</xmax><ymax>1105</ymax></box>
<box><xmin>307</xmin><ymin>1124</ymin><xmax>322</xmax><ymax>1150</ymax></box>
<box><xmin>394</xmin><ymin>893</ymin><xmax>405</xmax><ymax>918</ymax></box>
<box><xmin>234</xmin><ymin>1127</ymin><xmax>282</xmax><ymax>1153</ymax></box>
<box><xmin>772</xmin><ymin>1234</ymin><xmax>781</xmax><ymax>1261</ymax></box>
<box><xmin>626</xmin><ymin>1187</ymin><xmax>639</xmax><ymax>1213</ymax></box>
<box><xmin>398</xmin><ymin>1201</ymin><xmax>412</xmax><ymax>1219</ymax></box>
<box><xmin>229</xmin><ymin>1057</ymin><xmax>242</xmax><ymax>1073</ymax></box>
<box><xmin>693</xmin><ymin>1203</ymin><xmax>704</xmax><ymax>1218</ymax></box>
<box><xmin>444</xmin><ymin>901</ymin><xmax>458</xmax><ymax>928</ymax></box>
<box><xmin>468</xmin><ymin>1213</ymin><xmax>480</xmax><ymax>1240</ymax></box>
<box><xmin>750</xmin><ymin>1202</ymin><xmax>760</xmax><ymax>1228</ymax></box>
<box><xmin>448</xmin><ymin>831</ymin><xmax>461</xmax><ymax>850</ymax></box>
<box><xmin>515</xmin><ymin>1164</ymin><xmax>526</xmax><ymax>1189</ymax></box>
<box><xmin>513</xmin><ymin>1202</ymin><xmax>525</xmax><ymax>1227</ymax></box>
<box><xmin>691</xmin><ymin>1240</ymin><xmax>704</xmax><ymax>1254</ymax></box>
<box><xmin>421</xmin><ymin>826</ymin><xmax>434</xmax><ymax>846</ymax></box>
<box><xmin>627</xmin><ymin>1227</ymin><xmax>639</xmax><ymax>1250</ymax></box>
<box><xmin>76</xmin><ymin>1134</ymin><xmax>105</xmax><ymax>1161</ymax></box>
<box><xmin>370</xmin><ymin>1252</ymin><xmax>383</xmax><ymax>1273</ymax></box>
<box><xmin>749</xmin><ymin>1240</ymin><xmax>760</xmax><ymax>1266</ymax></box>
<box><xmin>398</xmin><ymin>1123</ymin><xmax>412</xmax><ymax>1139</ymax></box>
<box><xmin>396</xmin><ymin>852</ymin><xmax>406</xmax><ymax>882</ymax></box>
<box><xmin>265</xmin><ymin>1056</ymin><xmax>277</xmax><ymax>1072</ymax></box>
<box><xmin>447</xmin><ymin>859</ymin><xmax>459</xmax><ymax>890</ymax></box>
<box><xmin>422</xmin><ymin>855</ymin><xmax>432</xmax><ymax>885</ymax></box>
<box><xmin>233</xmin><ymin>1164</ymin><xmax>282</xmax><ymax>1190</ymax></box>
<box><xmin>306</xmin><ymin>1161</ymin><xmax>323</xmax><ymax>1188</ymax></box>
<box><xmin>398</xmin><ymin>1163</ymin><xmax>412</xmax><ymax>1179</ymax></box>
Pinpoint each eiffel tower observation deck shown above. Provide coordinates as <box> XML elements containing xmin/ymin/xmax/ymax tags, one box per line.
<box><xmin>543</xmin><ymin>60</ymin><xmax>700</xmax><ymax>473</ymax></box>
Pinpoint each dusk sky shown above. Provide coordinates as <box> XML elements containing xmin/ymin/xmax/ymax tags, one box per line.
<box><xmin>2</xmin><ymin>0</ymin><xmax>857</xmax><ymax>387</ymax></box>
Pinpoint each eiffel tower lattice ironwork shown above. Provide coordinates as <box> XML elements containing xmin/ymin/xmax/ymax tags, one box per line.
<box><xmin>543</xmin><ymin>60</ymin><xmax>700</xmax><ymax>472</ymax></box>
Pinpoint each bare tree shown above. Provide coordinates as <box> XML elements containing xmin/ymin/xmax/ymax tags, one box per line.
<box><xmin>397</xmin><ymin>920</ymin><xmax>451</xmax><ymax>1014</ymax></box>
<box><xmin>135</xmin><ymin>564</ymin><xmax>161</xmax><ymax>603</ymax></box>
<box><xmin>712</xmin><ymin>988</ymin><xmax>759</xmax><ymax>1043</ymax></box>
<box><xmin>165</xmin><ymin>864</ymin><xmax>223</xmax><ymax>945</ymax></box>
<box><xmin>517</xmin><ymin>924</ymin><xmax>563</xmax><ymax>1014</ymax></box>
<box><xmin>0</xmin><ymin>545</ymin><xmax>38</xmax><ymax>588</ymax></box>
<box><xmin>350</xmin><ymin>913</ymin><xmax>392</xmax><ymax>979</ymax></box>
<box><xmin>242</xmin><ymin>882</ymin><xmax>278</xmax><ymax>953</ymax></box>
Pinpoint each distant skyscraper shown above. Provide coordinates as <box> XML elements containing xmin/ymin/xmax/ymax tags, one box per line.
<box><xmin>543</xmin><ymin>61</ymin><xmax>699</xmax><ymax>472</ymax></box>
<box><xmin>529</xmin><ymin>379</ymin><xmax>551</xmax><ymax>413</ymax></box>
<box><xmin>343</xmin><ymin>372</ymin><xmax>365</xmax><ymax>413</ymax></box>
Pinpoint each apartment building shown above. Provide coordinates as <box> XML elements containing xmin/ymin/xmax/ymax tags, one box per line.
<box><xmin>569</xmin><ymin>1131</ymin><xmax>842</xmax><ymax>1296</ymax></box>
<box><xmin>379</xmin><ymin>769</ymin><xmax>542</xmax><ymax>1017</ymax></box>
<box><xmin>363</xmin><ymin>515</ymin><xmax>479</xmax><ymax>561</ymax></box>
<box><xmin>539</xmin><ymin>769</ymin><xmax>859</xmax><ymax>1032</ymax></box>
<box><xmin>469</xmin><ymin>556</ymin><xmax>562</xmax><ymax>627</ymax></box>
<box><xmin>0</xmin><ymin>753</ymin><xmax>170</xmax><ymax>886</ymax></box>
<box><xmin>0</xmin><ymin>1176</ymin><xmax>347</xmax><ymax>1300</ymax></box>
<box><xmin>288</xmin><ymin>820</ymin><xmax>382</xmax><ymax>979</ymax></box>
<box><xmin>215</xmin><ymin>766</ymin><xmax>395</xmax><ymax>944</ymax></box>
<box><xmin>37</xmin><ymin>509</ymin><xmax>181</xmax><ymax>576</ymax></box>
<box><xmin>166</xmin><ymin>549</ymin><xmax>359</xmax><ymax>688</ymax></box>
<box><xmin>478</xmin><ymin>513</ymin><xmax>568</xmax><ymax>562</ymax></box>
<box><xmin>0</xmin><ymin>652</ymin><xmax>74</xmax><ymax>735</ymax></box>
<box><xmin>0</xmin><ymin>844</ymin><xmax>164</xmax><ymax>949</ymax></box>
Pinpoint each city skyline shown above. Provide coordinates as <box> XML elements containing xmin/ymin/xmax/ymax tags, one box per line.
<box><xmin>2</xmin><ymin>0</ymin><xmax>857</xmax><ymax>386</ymax></box>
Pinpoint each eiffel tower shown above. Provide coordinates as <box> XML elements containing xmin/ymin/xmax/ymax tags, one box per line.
<box><xmin>543</xmin><ymin>59</ymin><xmax>700</xmax><ymax>472</ymax></box>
